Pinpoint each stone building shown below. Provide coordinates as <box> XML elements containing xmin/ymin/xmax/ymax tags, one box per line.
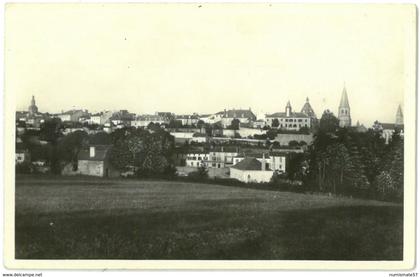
<box><xmin>19</xmin><ymin>95</ymin><xmax>46</xmax><ymax>128</ymax></box>
<box><xmin>233</xmin><ymin>152</ymin><xmax>286</xmax><ymax>172</ymax></box>
<box><xmin>72</xmin><ymin>145</ymin><xmax>120</xmax><ymax>177</ymax></box>
<box><xmin>373</xmin><ymin>105</ymin><xmax>404</xmax><ymax>144</ymax></box>
<box><xmin>230</xmin><ymin>157</ymin><xmax>274</xmax><ymax>183</ymax></box>
<box><xmin>220</xmin><ymin>108</ymin><xmax>257</xmax><ymax>128</ymax></box>
<box><xmin>266</xmin><ymin>100</ymin><xmax>314</xmax><ymax>131</ymax></box>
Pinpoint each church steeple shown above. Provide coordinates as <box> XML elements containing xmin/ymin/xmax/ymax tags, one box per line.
<box><xmin>338</xmin><ymin>86</ymin><xmax>351</xmax><ymax>127</ymax></box>
<box><xmin>396</xmin><ymin>104</ymin><xmax>403</xmax><ymax>125</ymax></box>
<box><xmin>285</xmin><ymin>100</ymin><xmax>292</xmax><ymax>117</ymax></box>
<box><xmin>28</xmin><ymin>95</ymin><xmax>38</xmax><ymax>116</ymax></box>
<box><xmin>301</xmin><ymin>97</ymin><xmax>317</xmax><ymax>119</ymax></box>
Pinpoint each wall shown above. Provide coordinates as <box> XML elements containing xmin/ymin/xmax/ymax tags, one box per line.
<box><xmin>237</xmin><ymin>127</ymin><xmax>266</xmax><ymax>138</ymax></box>
<box><xmin>170</xmin><ymin>132</ymin><xmax>195</xmax><ymax>139</ymax></box>
<box><xmin>222</xmin><ymin>129</ymin><xmax>236</xmax><ymax>138</ymax></box>
<box><xmin>273</xmin><ymin>133</ymin><xmax>314</xmax><ymax>146</ymax></box>
<box><xmin>230</xmin><ymin>168</ymin><xmax>273</xmax><ymax>183</ymax></box>
<box><xmin>77</xmin><ymin>160</ymin><xmax>104</xmax><ymax>177</ymax></box>
<box><xmin>175</xmin><ymin>166</ymin><xmax>230</xmax><ymax>179</ymax></box>
<box><xmin>208</xmin><ymin>167</ymin><xmax>230</xmax><ymax>179</ymax></box>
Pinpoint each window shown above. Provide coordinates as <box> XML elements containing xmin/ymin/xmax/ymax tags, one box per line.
<box><xmin>298</xmin><ymin>119</ymin><xmax>302</xmax><ymax>122</ymax></box>
<box><xmin>198</xmin><ymin>157</ymin><xmax>202</xmax><ymax>160</ymax></box>
<box><xmin>212</xmin><ymin>163</ymin><xmax>216</xmax><ymax>167</ymax></box>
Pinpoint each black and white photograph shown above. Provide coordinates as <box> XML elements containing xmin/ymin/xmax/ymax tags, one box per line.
<box><xmin>3</xmin><ymin>2</ymin><xmax>417</xmax><ymax>271</ymax></box>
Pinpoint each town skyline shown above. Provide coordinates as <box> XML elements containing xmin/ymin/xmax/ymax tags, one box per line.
<box><xmin>17</xmin><ymin>88</ymin><xmax>403</xmax><ymax>127</ymax></box>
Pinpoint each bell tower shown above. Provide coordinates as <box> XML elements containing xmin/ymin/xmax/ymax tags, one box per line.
<box><xmin>396</xmin><ymin>104</ymin><xmax>403</xmax><ymax>125</ymax></box>
<box><xmin>28</xmin><ymin>95</ymin><xmax>39</xmax><ymax>116</ymax></box>
<box><xmin>338</xmin><ymin>86</ymin><xmax>351</xmax><ymax>127</ymax></box>
<box><xmin>285</xmin><ymin>101</ymin><xmax>292</xmax><ymax>117</ymax></box>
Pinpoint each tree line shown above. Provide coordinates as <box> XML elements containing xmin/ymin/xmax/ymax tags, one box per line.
<box><xmin>16</xmin><ymin>119</ymin><xmax>176</xmax><ymax>177</ymax></box>
<box><xmin>287</xmin><ymin>110</ymin><xmax>403</xmax><ymax>202</ymax></box>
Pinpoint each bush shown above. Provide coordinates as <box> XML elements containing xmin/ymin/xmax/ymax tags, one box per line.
<box><xmin>374</xmin><ymin>171</ymin><xmax>402</xmax><ymax>202</ymax></box>
<box><xmin>187</xmin><ymin>166</ymin><xmax>208</xmax><ymax>180</ymax></box>
<box><xmin>270</xmin><ymin>171</ymin><xmax>304</xmax><ymax>192</ymax></box>
<box><xmin>16</xmin><ymin>162</ymin><xmax>33</xmax><ymax>174</ymax></box>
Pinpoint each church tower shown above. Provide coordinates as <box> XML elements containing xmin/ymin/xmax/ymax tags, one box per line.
<box><xmin>396</xmin><ymin>104</ymin><xmax>403</xmax><ymax>125</ymax></box>
<box><xmin>285</xmin><ymin>101</ymin><xmax>292</xmax><ymax>117</ymax></box>
<box><xmin>301</xmin><ymin>97</ymin><xmax>317</xmax><ymax>119</ymax></box>
<box><xmin>338</xmin><ymin>86</ymin><xmax>351</xmax><ymax>127</ymax></box>
<box><xmin>28</xmin><ymin>95</ymin><xmax>38</xmax><ymax>116</ymax></box>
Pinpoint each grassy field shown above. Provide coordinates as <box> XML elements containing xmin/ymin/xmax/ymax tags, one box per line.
<box><xmin>15</xmin><ymin>175</ymin><xmax>403</xmax><ymax>260</ymax></box>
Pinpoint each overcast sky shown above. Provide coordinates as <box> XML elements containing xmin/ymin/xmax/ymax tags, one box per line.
<box><xmin>6</xmin><ymin>4</ymin><xmax>413</xmax><ymax>126</ymax></box>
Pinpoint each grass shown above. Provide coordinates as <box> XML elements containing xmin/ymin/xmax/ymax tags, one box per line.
<box><xmin>15</xmin><ymin>175</ymin><xmax>403</xmax><ymax>260</ymax></box>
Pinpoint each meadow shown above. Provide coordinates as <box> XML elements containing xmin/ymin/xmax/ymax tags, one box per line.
<box><xmin>15</xmin><ymin>175</ymin><xmax>403</xmax><ymax>260</ymax></box>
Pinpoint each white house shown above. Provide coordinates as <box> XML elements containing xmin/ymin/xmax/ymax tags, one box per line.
<box><xmin>233</xmin><ymin>153</ymin><xmax>286</xmax><ymax>172</ymax></box>
<box><xmin>220</xmin><ymin>108</ymin><xmax>257</xmax><ymax>128</ymax></box>
<box><xmin>185</xmin><ymin>151</ymin><xmax>210</xmax><ymax>167</ymax></box>
<box><xmin>230</xmin><ymin>157</ymin><xmax>274</xmax><ymax>183</ymax></box>
<box><xmin>208</xmin><ymin>146</ymin><xmax>239</xmax><ymax>168</ymax></box>
<box><xmin>266</xmin><ymin>101</ymin><xmax>313</xmax><ymax>131</ymax></box>
<box><xmin>199</xmin><ymin>112</ymin><xmax>223</xmax><ymax>124</ymax></box>
<box><xmin>131</xmin><ymin>115</ymin><xmax>167</xmax><ymax>128</ymax></box>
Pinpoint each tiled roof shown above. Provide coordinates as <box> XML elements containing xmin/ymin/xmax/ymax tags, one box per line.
<box><xmin>135</xmin><ymin>115</ymin><xmax>166</xmax><ymax>121</ymax></box>
<box><xmin>231</xmin><ymin>157</ymin><xmax>268</xmax><ymax>171</ymax></box>
<box><xmin>78</xmin><ymin>145</ymin><xmax>112</xmax><ymax>161</ymax></box>
<box><xmin>221</xmin><ymin>109</ymin><xmax>256</xmax><ymax>119</ymax></box>
<box><xmin>210</xmin><ymin>146</ymin><xmax>239</xmax><ymax>153</ymax></box>
<box><xmin>175</xmin><ymin>115</ymin><xmax>199</xmax><ymax>119</ymax></box>
<box><xmin>301</xmin><ymin>98</ymin><xmax>317</xmax><ymax>118</ymax></box>
<box><xmin>340</xmin><ymin>87</ymin><xmax>350</xmax><ymax>108</ymax></box>
<box><xmin>266</xmin><ymin>112</ymin><xmax>309</xmax><ymax>118</ymax></box>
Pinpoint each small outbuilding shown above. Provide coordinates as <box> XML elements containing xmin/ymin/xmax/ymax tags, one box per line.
<box><xmin>230</xmin><ymin>157</ymin><xmax>273</xmax><ymax>183</ymax></box>
<box><xmin>63</xmin><ymin>145</ymin><xmax>120</xmax><ymax>177</ymax></box>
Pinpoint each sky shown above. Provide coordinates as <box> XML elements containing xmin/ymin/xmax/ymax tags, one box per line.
<box><xmin>6</xmin><ymin>4</ymin><xmax>414</xmax><ymax>126</ymax></box>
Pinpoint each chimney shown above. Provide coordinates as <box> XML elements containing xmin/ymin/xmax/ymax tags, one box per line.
<box><xmin>90</xmin><ymin>146</ymin><xmax>95</xmax><ymax>158</ymax></box>
<box><xmin>261</xmin><ymin>153</ymin><xmax>266</xmax><ymax>171</ymax></box>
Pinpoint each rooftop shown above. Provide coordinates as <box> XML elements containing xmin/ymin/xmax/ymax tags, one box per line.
<box><xmin>78</xmin><ymin>145</ymin><xmax>112</xmax><ymax>161</ymax></box>
<box><xmin>231</xmin><ymin>157</ymin><xmax>271</xmax><ymax>171</ymax></box>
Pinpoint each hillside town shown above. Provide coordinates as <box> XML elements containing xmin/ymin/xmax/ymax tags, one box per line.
<box><xmin>15</xmin><ymin>87</ymin><xmax>404</xmax><ymax>200</ymax></box>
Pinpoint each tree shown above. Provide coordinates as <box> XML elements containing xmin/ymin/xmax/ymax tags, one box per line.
<box><xmin>299</xmin><ymin>141</ymin><xmax>307</xmax><ymax>146</ymax></box>
<box><xmin>196</xmin><ymin>120</ymin><xmax>205</xmax><ymax>129</ymax></box>
<box><xmin>319</xmin><ymin>110</ymin><xmax>339</xmax><ymax>133</ymax></box>
<box><xmin>374</xmin><ymin>171</ymin><xmax>395</xmax><ymax>200</ymax></box>
<box><xmin>39</xmin><ymin>118</ymin><xmax>63</xmax><ymax>143</ymax></box>
<box><xmin>288</xmin><ymin>140</ymin><xmax>299</xmax><ymax>147</ymax></box>
<box><xmin>272</xmin><ymin>118</ymin><xmax>280</xmax><ymax>128</ymax></box>
<box><xmin>109</xmin><ymin>128</ymin><xmax>175</xmax><ymax>177</ymax></box>
<box><xmin>57</xmin><ymin>130</ymin><xmax>88</xmax><ymax>169</ymax></box>
<box><xmin>168</xmin><ymin>119</ymin><xmax>182</xmax><ymax>128</ymax></box>
<box><xmin>89</xmin><ymin>132</ymin><xmax>111</xmax><ymax>145</ymax></box>
<box><xmin>266</xmin><ymin>129</ymin><xmax>277</xmax><ymax>140</ymax></box>
<box><xmin>230</xmin><ymin>119</ymin><xmax>240</xmax><ymax>130</ymax></box>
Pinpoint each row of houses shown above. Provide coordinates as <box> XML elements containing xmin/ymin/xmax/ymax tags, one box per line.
<box><xmin>58</xmin><ymin>144</ymin><xmax>287</xmax><ymax>184</ymax></box>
